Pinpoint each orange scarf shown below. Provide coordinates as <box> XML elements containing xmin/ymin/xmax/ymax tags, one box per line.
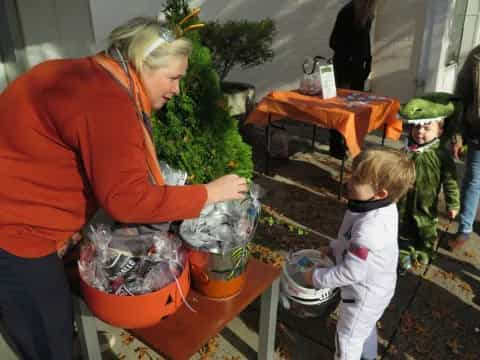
<box><xmin>93</xmin><ymin>53</ymin><xmax>165</xmax><ymax>186</ymax></box>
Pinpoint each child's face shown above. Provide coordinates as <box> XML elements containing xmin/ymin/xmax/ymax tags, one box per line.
<box><xmin>410</xmin><ymin>122</ymin><xmax>442</xmax><ymax>145</ymax></box>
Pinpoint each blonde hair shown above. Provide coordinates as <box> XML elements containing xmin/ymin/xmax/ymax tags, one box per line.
<box><xmin>351</xmin><ymin>147</ymin><xmax>416</xmax><ymax>202</ymax></box>
<box><xmin>108</xmin><ymin>17</ymin><xmax>192</xmax><ymax>73</ymax></box>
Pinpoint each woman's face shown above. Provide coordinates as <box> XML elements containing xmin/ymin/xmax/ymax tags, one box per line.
<box><xmin>141</xmin><ymin>55</ymin><xmax>188</xmax><ymax>110</ymax></box>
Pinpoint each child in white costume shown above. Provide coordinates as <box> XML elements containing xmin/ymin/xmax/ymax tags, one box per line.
<box><xmin>304</xmin><ymin>148</ymin><xmax>416</xmax><ymax>360</ymax></box>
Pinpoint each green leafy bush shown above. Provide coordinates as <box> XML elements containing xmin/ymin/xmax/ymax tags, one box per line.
<box><xmin>152</xmin><ymin>0</ymin><xmax>253</xmax><ymax>184</ymax></box>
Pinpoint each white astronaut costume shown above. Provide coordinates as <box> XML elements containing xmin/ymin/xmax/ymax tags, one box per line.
<box><xmin>313</xmin><ymin>200</ymin><xmax>399</xmax><ymax>360</ymax></box>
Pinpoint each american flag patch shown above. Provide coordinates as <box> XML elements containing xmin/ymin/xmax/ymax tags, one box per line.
<box><xmin>349</xmin><ymin>244</ymin><xmax>369</xmax><ymax>260</ymax></box>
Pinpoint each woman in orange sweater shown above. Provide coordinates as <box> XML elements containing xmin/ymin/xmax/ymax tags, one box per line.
<box><xmin>0</xmin><ymin>17</ymin><xmax>247</xmax><ymax>359</ymax></box>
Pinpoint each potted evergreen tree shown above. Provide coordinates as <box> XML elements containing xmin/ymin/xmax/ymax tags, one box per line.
<box><xmin>200</xmin><ymin>18</ymin><xmax>276</xmax><ymax>116</ymax></box>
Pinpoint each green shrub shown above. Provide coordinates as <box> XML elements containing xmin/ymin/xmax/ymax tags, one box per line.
<box><xmin>152</xmin><ymin>0</ymin><xmax>253</xmax><ymax>184</ymax></box>
<box><xmin>201</xmin><ymin>19</ymin><xmax>276</xmax><ymax>81</ymax></box>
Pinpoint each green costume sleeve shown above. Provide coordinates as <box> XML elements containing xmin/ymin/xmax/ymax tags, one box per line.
<box><xmin>440</xmin><ymin>149</ymin><xmax>460</xmax><ymax>212</ymax></box>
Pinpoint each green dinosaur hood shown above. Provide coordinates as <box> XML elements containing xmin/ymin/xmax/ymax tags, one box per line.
<box><xmin>399</xmin><ymin>92</ymin><xmax>456</xmax><ymax>124</ymax></box>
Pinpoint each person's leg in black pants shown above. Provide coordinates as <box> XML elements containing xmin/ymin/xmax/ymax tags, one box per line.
<box><xmin>329</xmin><ymin>58</ymin><xmax>367</xmax><ymax>159</ymax></box>
<box><xmin>0</xmin><ymin>249</ymin><xmax>73</xmax><ymax>360</ymax></box>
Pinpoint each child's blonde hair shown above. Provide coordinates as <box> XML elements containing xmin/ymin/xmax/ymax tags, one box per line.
<box><xmin>351</xmin><ymin>147</ymin><xmax>416</xmax><ymax>202</ymax></box>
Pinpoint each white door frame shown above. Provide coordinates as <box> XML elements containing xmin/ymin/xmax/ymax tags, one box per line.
<box><xmin>0</xmin><ymin>0</ymin><xmax>27</xmax><ymax>89</ymax></box>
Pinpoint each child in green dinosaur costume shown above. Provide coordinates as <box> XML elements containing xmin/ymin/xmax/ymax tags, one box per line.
<box><xmin>398</xmin><ymin>93</ymin><xmax>460</xmax><ymax>268</ymax></box>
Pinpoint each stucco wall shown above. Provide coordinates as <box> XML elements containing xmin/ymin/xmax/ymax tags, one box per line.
<box><xmin>370</xmin><ymin>0</ymin><xmax>426</xmax><ymax>102</ymax></box>
<box><xmin>8</xmin><ymin>0</ymin><xmax>476</xmax><ymax>102</ymax></box>
<box><xmin>430</xmin><ymin>0</ymin><xmax>460</xmax><ymax>93</ymax></box>
<box><xmin>191</xmin><ymin>0</ymin><xmax>347</xmax><ymax>97</ymax></box>
<box><xmin>85</xmin><ymin>0</ymin><xmax>347</xmax><ymax>98</ymax></box>
<box><xmin>89</xmin><ymin>0</ymin><xmax>162</xmax><ymax>46</ymax></box>
<box><xmin>15</xmin><ymin>0</ymin><xmax>95</xmax><ymax>67</ymax></box>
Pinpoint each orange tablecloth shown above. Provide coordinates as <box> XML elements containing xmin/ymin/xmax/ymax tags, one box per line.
<box><xmin>245</xmin><ymin>89</ymin><xmax>402</xmax><ymax>157</ymax></box>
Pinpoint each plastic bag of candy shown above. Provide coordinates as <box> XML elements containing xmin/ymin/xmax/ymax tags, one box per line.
<box><xmin>180</xmin><ymin>183</ymin><xmax>263</xmax><ymax>254</ymax></box>
<box><xmin>78</xmin><ymin>224</ymin><xmax>186</xmax><ymax>295</ymax></box>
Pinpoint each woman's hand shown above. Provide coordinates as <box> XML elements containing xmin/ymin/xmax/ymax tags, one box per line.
<box><xmin>205</xmin><ymin>174</ymin><xmax>248</xmax><ymax>205</ymax></box>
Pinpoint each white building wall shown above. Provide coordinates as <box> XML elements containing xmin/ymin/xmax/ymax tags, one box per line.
<box><xmin>191</xmin><ymin>0</ymin><xmax>347</xmax><ymax>97</ymax></box>
<box><xmin>7</xmin><ymin>0</ymin><xmax>479</xmax><ymax>101</ymax></box>
<box><xmin>431</xmin><ymin>0</ymin><xmax>460</xmax><ymax>93</ymax></box>
<box><xmin>424</xmin><ymin>0</ymin><xmax>480</xmax><ymax>94</ymax></box>
<box><xmin>15</xmin><ymin>0</ymin><xmax>95</xmax><ymax>67</ymax></box>
<box><xmin>0</xmin><ymin>62</ymin><xmax>7</xmax><ymax>90</ymax></box>
<box><xmin>89</xmin><ymin>0</ymin><xmax>163</xmax><ymax>46</ymax></box>
<box><xmin>459</xmin><ymin>0</ymin><xmax>480</xmax><ymax>65</ymax></box>
<box><xmin>370</xmin><ymin>0</ymin><xmax>427</xmax><ymax>102</ymax></box>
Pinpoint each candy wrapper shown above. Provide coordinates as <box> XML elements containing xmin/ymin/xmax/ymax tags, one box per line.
<box><xmin>160</xmin><ymin>161</ymin><xmax>188</xmax><ymax>186</ymax></box>
<box><xmin>78</xmin><ymin>224</ymin><xmax>186</xmax><ymax>295</ymax></box>
<box><xmin>179</xmin><ymin>183</ymin><xmax>263</xmax><ymax>253</ymax></box>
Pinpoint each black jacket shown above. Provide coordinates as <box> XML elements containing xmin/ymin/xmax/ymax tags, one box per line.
<box><xmin>330</xmin><ymin>1</ymin><xmax>372</xmax><ymax>62</ymax></box>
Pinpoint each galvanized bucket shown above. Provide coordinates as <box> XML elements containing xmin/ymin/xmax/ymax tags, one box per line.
<box><xmin>186</xmin><ymin>244</ymin><xmax>250</xmax><ymax>299</ymax></box>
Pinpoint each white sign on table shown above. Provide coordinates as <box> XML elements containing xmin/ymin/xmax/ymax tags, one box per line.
<box><xmin>319</xmin><ymin>64</ymin><xmax>337</xmax><ymax>99</ymax></box>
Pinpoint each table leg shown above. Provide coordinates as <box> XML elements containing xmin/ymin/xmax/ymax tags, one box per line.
<box><xmin>311</xmin><ymin>125</ymin><xmax>317</xmax><ymax>151</ymax></box>
<box><xmin>73</xmin><ymin>296</ymin><xmax>102</xmax><ymax>360</ymax></box>
<box><xmin>338</xmin><ymin>154</ymin><xmax>346</xmax><ymax>200</ymax></box>
<box><xmin>258</xmin><ymin>278</ymin><xmax>280</xmax><ymax>360</ymax></box>
<box><xmin>264</xmin><ymin>115</ymin><xmax>272</xmax><ymax>175</ymax></box>
<box><xmin>381</xmin><ymin>124</ymin><xmax>387</xmax><ymax>146</ymax></box>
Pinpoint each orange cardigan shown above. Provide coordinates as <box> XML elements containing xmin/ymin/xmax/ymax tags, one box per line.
<box><xmin>0</xmin><ymin>58</ymin><xmax>207</xmax><ymax>258</ymax></box>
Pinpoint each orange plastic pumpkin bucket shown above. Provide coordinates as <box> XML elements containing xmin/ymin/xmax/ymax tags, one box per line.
<box><xmin>188</xmin><ymin>248</ymin><xmax>249</xmax><ymax>299</ymax></box>
<box><xmin>79</xmin><ymin>260</ymin><xmax>190</xmax><ymax>328</ymax></box>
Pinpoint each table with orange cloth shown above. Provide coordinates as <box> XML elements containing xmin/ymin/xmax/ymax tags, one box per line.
<box><xmin>246</xmin><ymin>89</ymin><xmax>402</xmax><ymax>158</ymax></box>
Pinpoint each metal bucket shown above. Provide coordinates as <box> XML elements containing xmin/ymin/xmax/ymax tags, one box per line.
<box><xmin>186</xmin><ymin>245</ymin><xmax>250</xmax><ymax>299</ymax></box>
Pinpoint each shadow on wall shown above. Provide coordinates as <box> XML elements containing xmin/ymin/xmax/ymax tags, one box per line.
<box><xmin>371</xmin><ymin>69</ymin><xmax>418</xmax><ymax>102</ymax></box>
<box><xmin>194</xmin><ymin>0</ymin><xmax>446</xmax><ymax>102</ymax></box>
<box><xmin>192</xmin><ymin>0</ymin><xmax>350</xmax><ymax>98</ymax></box>
<box><xmin>7</xmin><ymin>0</ymin><xmax>446</xmax><ymax>102</ymax></box>
<box><xmin>371</xmin><ymin>0</ymin><xmax>427</xmax><ymax>101</ymax></box>
<box><xmin>4</xmin><ymin>0</ymin><xmax>96</xmax><ymax>76</ymax></box>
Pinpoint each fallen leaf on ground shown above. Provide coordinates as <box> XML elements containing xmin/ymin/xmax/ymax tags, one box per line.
<box><xmin>198</xmin><ymin>336</ymin><xmax>219</xmax><ymax>358</ymax></box>
<box><xmin>134</xmin><ymin>346</ymin><xmax>154</xmax><ymax>360</ymax></box>
<box><xmin>431</xmin><ymin>309</ymin><xmax>442</xmax><ymax>320</ymax></box>
<box><xmin>464</xmin><ymin>353</ymin><xmax>479</xmax><ymax>360</ymax></box>
<box><xmin>446</xmin><ymin>338</ymin><xmax>463</xmax><ymax>355</ymax></box>
<box><xmin>450</xmin><ymin>320</ymin><xmax>463</xmax><ymax>330</ymax></box>
<box><xmin>414</xmin><ymin>322</ymin><xmax>429</xmax><ymax>337</ymax></box>
<box><xmin>400</xmin><ymin>311</ymin><xmax>416</xmax><ymax>334</ymax></box>
<box><xmin>120</xmin><ymin>331</ymin><xmax>135</xmax><ymax>346</ymax></box>
<box><xmin>414</xmin><ymin>339</ymin><xmax>430</xmax><ymax>354</ymax></box>
<box><xmin>386</xmin><ymin>344</ymin><xmax>398</xmax><ymax>355</ymax></box>
<box><xmin>250</xmin><ymin>243</ymin><xmax>285</xmax><ymax>267</ymax></box>
<box><xmin>458</xmin><ymin>282</ymin><xmax>473</xmax><ymax>294</ymax></box>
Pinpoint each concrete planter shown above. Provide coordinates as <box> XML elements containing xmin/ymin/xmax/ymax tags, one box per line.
<box><xmin>222</xmin><ymin>81</ymin><xmax>255</xmax><ymax>117</ymax></box>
